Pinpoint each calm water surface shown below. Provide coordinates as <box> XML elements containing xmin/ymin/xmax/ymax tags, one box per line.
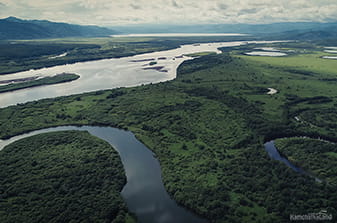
<box><xmin>0</xmin><ymin>40</ymin><xmax>286</xmax><ymax>222</ymax></box>
<box><xmin>0</xmin><ymin>126</ymin><xmax>207</xmax><ymax>223</ymax></box>
<box><xmin>0</xmin><ymin>41</ymin><xmax>282</xmax><ymax>108</ymax></box>
<box><xmin>264</xmin><ymin>140</ymin><xmax>321</xmax><ymax>182</ymax></box>
<box><xmin>264</xmin><ymin>141</ymin><xmax>305</xmax><ymax>173</ymax></box>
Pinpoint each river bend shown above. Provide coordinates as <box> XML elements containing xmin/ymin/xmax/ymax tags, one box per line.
<box><xmin>0</xmin><ymin>126</ymin><xmax>207</xmax><ymax>223</ymax></box>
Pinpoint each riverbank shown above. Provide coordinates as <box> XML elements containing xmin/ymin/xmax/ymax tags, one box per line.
<box><xmin>0</xmin><ymin>126</ymin><xmax>207</xmax><ymax>223</ymax></box>
<box><xmin>0</xmin><ymin>36</ymin><xmax>254</xmax><ymax>75</ymax></box>
<box><xmin>0</xmin><ymin>41</ymin><xmax>337</xmax><ymax>222</ymax></box>
<box><xmin>0</xmin><ymin>73</ymin><xmax>79</xmax><ymax>93</ymax></box>
<box><xmin>0</xmin><ymin>40</ymin><xmax>279</xmax><ymax>108</ymax></box>
<box><xmin>275</xmin><ymin>137</ymin><xmax>337</xmax><ymax>185</ymax></box>
<box><xmin>0</xmin><ymin>130</ymin><xmax>131</xmax><ymax>223</ymax></box>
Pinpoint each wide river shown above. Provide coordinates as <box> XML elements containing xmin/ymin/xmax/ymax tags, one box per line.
<box><xmin>0</xmin><ymin>40</ymin><xmax>283</xmax><ymax>222</ymax></box>
<box><xmin>0</xmin><ymin>40</ymin><xmax>280</xmax><ymax>108</ymax></box>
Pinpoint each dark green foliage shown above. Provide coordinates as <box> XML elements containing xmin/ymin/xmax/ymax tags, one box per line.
<box><xmin>0</xmin><ymin>40</ymin><xmax>170</xmax><ymax>75</ymax></box>
<box><xmin>1</xmin><ymin>45</ymin><xmax>337</xmax><ymax>222</ymax></box>
<box><xmin>284</xmin><ymin>69</ymin><xmax>317</xmax><ymax>76</ymax></box>
<box><xmin>286</xmin><ymin>95</ymin><xmax>333</xmax><ymax>106</ymax></box>
<box><xmin>0</xmin><ymin>36</ymin><xmax>256</xmax><ymax>75</ymax></box>
<box><xmin>276</xmin><ymin>138</ymin><xmax>337</xmax><ymax>185</ymax></box>
<box><xmin>0</xmin><ymin>38</ymin><xmax>197</xmax><ymax>75</ymax></box>
<box><xmin>0</xmin><ymin>131</ymin><xmax>128</xmax><ymax>223</ymax></box>
<box><xmin>0</xmin><ymin>43</ymin><xmax>87</xmax><ymax>60</ymax></box>
<box><xmin>177</xmin><ymin>53</ymin><xmax>233</xmax><ymax>75</ymax></box>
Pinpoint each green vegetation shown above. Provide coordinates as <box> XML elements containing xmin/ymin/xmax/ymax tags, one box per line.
<box><xmin>0</xmin><ymin>39</ymin><xmax>171</xmax><ymax>74</ymax></box>
<box><xmin>275</xmin><ymin>138</ymin><xmax>337</xmax><ymax>185</ymax></box>
<box><xmin>0</xmin><ymin>73</ymin><xmax>79</xmax><ymax>93</ymax></box>
<box><xmin>0</xmin><ymin>41</ymin><xmax>337</xmax><ymax>222</ymax></box>
<box><xmin>228</xmin><ymin>41</ymin><xmax>337</xmax><ymax>77</ymax></box>
<box><xmin>185</xmin><ymin>51</ymin><xmax>217</xmax><ymax>57</ymax></box>
<box><xmin>239</xmin><ymin>52</ymin><xmax>337</xmax><ymax>77</ymax></box>
<box><xmin>0</xmin><ymin>36</ymin><xmax>250</xmax><ymax>75</ymax></box>
<box><xmin>0</xmin><ymin>131</ymin><xmax>132</xmax><ymax>223</ymax></box>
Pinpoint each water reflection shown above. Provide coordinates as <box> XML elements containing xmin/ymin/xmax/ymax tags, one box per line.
<box><xmin>0</xmin><ymin>126</ymin><xmax>208</xmax><ymax>223</ymax></box>
<box><xmin>0</xmin><ymin>41</ymin><xmax>282</xmax><ymax>108</ymax></box>
<box><xmin>264</xmin><ymin>141</ymin><xmax>305</xmax><ymax>173</ymax></box>
<box><xmin>264</xmin><ymin>140</ymin><xmax>321</xmax><ymax>182</ymax></box>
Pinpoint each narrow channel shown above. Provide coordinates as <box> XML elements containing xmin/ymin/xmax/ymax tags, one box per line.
<box><xmin>0</xmin><ymin>126</ymin><xmax>208</xmax><ymax>223</ymax></box>
<box><xmin>264</xmin><ymin>140</ymin><xmax>321</xmax><ymax>182</ymax></box>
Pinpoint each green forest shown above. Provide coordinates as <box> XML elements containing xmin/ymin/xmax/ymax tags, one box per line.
<box><xmin>0</xmin><ymin>40</ymin><xmax>336</xmax><ymax>222</ymax></box>
<box><xmin>0</xmin><ymin>36</ymin><xmax>249</xmax><ymax>74</ymax></box>
<box><xmin>0</xmin><ymin>131</ymin><xmax>133</xmax><ymax>223</ymax></box>
<box><xmin>275</xmin><ymin>138</ymin><xmax>337</xmax><ymax>185</ymax></box>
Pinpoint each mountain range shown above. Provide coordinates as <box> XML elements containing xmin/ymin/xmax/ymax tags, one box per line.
<box><xmin>112</xmin><ymin>22</ymin><xmax>337</xmax><ymax>34</ymax></box>
<box><xmin>113</xmin><ymin>22</ymin><xmax>337</xmax><ymax>40</ymax></box>
<box><xmin>0</xmin><ymin>17</ymin><xmax>117</xmax><ymax>39</ymax></box>
<box><xmin>1</xmin><ymin>16</ymin><xmax>337</xmax><ymax>41</ymax></box>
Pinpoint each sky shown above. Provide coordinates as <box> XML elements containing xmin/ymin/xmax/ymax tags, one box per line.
<box><xmin>0</xmin><ymin>0</ymin><xmax>337</xmax><ymax>26</ymax></box>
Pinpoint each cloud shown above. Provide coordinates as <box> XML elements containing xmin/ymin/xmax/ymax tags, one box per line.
<box><xmin>217</xmin><ymin>3</ymin><xmax>228</xmax><ymax>10</ymax></box>
<box><xmin>171</xmin><ymin>0</ymin><xmax>181</xmax><ymax>8</ymax></box>
<box><xmin>238</xmin><ymin>8</ymin><xmax>259</xmax><ymax>15</ymax></box>
<box><xmin>130</xmin><ymin>3</ymin><xmax>141</xmax><ymax>10</ymax></box>
<box><xmin>1</xmin><ymin>0</ymin><xmax>337</xmax><ymax>26</ymax></box>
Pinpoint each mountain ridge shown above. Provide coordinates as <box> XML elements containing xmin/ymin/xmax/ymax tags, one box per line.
<box><xmin>2</xmin><ymin>17</ymin><xmax>337</xmax><ymax>41</ymax></box>
<box><xmin>111</xmin><ymin>22</ymin><xmax>337</xmax><ymax>34</ymax></box>
<box><xmin>0</xmin><ymin>16</ymin><xmax>117</xmax><ymax>40</ymax></box>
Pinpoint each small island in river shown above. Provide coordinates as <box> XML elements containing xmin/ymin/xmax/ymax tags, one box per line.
<box><xmin>0</xmin><ymin>73</ymin><xmax>80</xmax><ymax>94</ymax></box>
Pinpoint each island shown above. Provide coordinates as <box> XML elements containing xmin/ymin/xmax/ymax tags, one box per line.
<box><xmin>0</xmin><ymin>73</ymin><xmax>80</xmax><ymax>93</ymax></box>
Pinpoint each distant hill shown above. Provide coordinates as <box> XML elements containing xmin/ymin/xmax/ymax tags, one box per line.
<box><xmin>112</xmin><ymin>22</ymin><xmax>337</xmax><ymax>35</ymax></box>
<box><xmin>0</xmin><ymin>17</ymin><xmax>117</xmax><ymax>39</ymax></box>
<box><xmin>270</xmin><ymin>27</ymin><xmax>337</xmax><ymax>40</ymax></box>
<box><xmin>112</xmin><ymin>22</ymin><xmax>337</xmax><ymax>41</ymax></box>
<box><xmin>2</xmin><ymin>17</ymin><xmax>337</xmax><ymax>41</ymax></box>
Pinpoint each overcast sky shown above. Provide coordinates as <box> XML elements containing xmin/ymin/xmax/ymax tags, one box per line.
<box><xmin>1</xmin><ymin>0</ymin><xmax>337</xmax><ymax>26</ymax></box>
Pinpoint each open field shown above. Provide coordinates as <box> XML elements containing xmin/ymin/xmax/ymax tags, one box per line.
<box><xmin>239</xmin><ymin>52</ymin><xmax>337</xmax><ymax>77</ymax></box>
<box><xmin>0</xmin><ymin>41</ymin><xmax>336</xmax><ymax>222</ymax></box>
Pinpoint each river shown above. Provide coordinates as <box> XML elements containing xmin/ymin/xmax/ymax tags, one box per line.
<box><xmin>264</xmin><ymin>141</ymin><xmax>305</xmax><ymax>173</ymax></box>
<box><xmin>0</xmin><ymin>39</ymin><xmax>283</xmax><ymax>222</ymax></box>
<box><xmin>264</xmin><ymin>140</ymin><xmax>322</xmax><ymax>182</ymax></box>
<box><xmin>0</xmin><ymin>125</ymin><xmax>207</xmax><ymax>223</ymax></box>
<box><xmin>0</xmin><ymin>40</ymin><xmax>282</xmax><ymax>108</ymax></box>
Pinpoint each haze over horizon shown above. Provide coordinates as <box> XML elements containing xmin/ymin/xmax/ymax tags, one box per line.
<box><xmin>0</xmin><ymin>0</ymin><xmax>337</xmax><ymax>27</ymax></box>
